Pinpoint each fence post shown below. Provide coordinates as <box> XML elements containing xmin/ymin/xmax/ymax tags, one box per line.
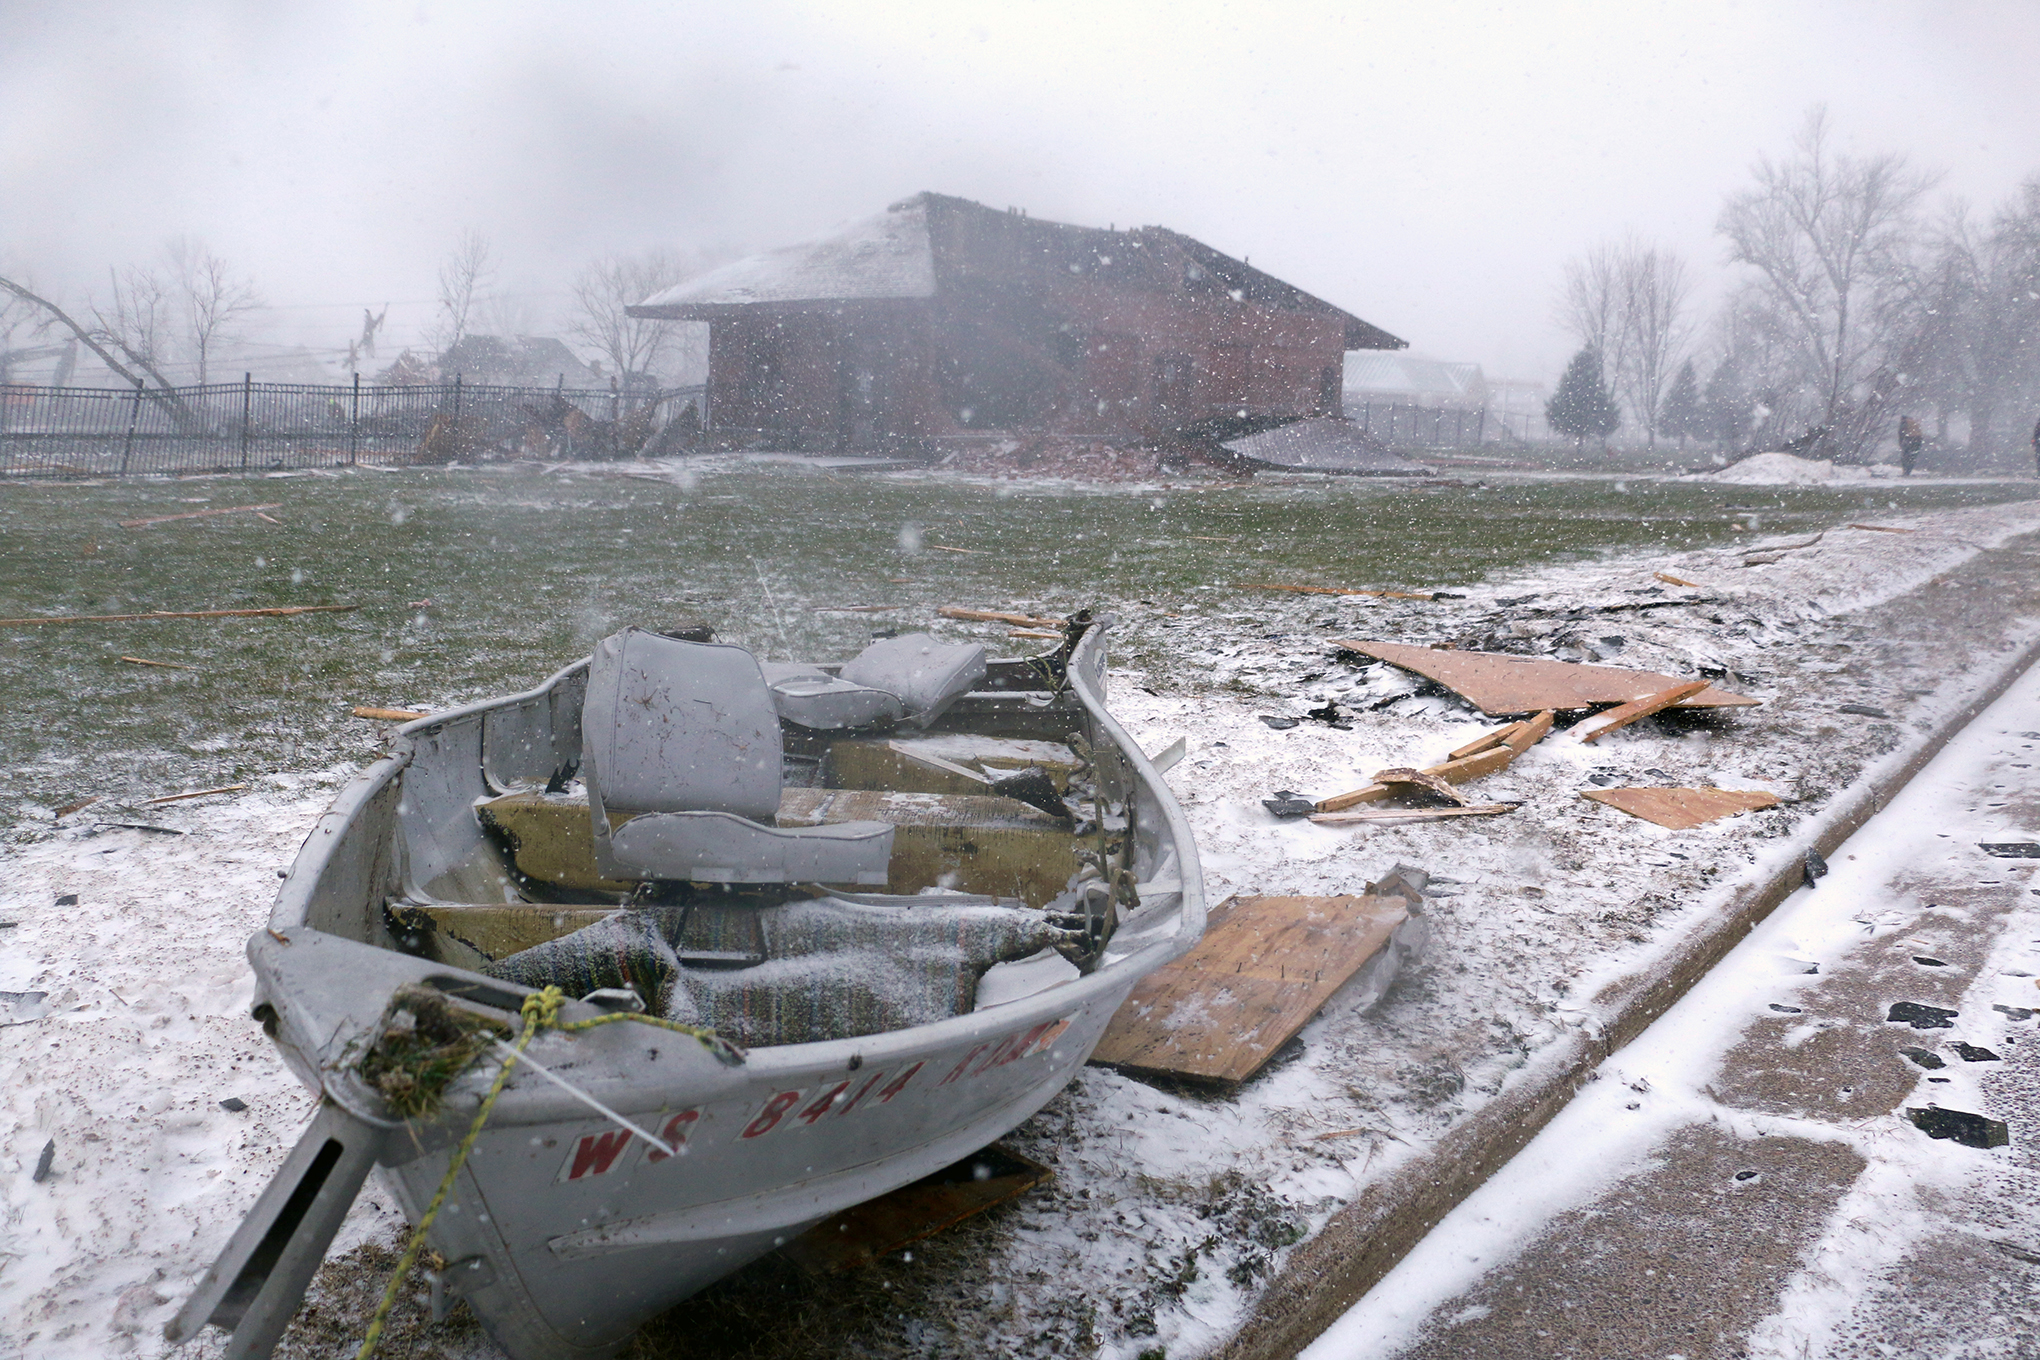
<box><xmin>452</xmin><ymin>373</ymin><xmax>462</xmax><ymax>430</ymax></box>
<box><xmin>119</xmin><ymin>378</ymin><xmax>144</xmax><ymax>475</ymax></box>
<box><xmin>240</xmin><ymin>372</ymin><xmax>253</xmax><ymax>470</ymax></box>
<box><xmin>349</xmin><ymin>372</ymin><xmax>360</xmax><ymax>465</ymax></box>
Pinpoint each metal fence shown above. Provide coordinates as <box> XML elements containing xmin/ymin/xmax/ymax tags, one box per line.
<box><xmin>1349</xmin><ymin>401</ymin><xmax>1488</xmax><ymax>448</ymax></box>
<box><xmin>0</xmin><ymin>377</ymin><xmax>705</xmax><ymax>478</ymax></box>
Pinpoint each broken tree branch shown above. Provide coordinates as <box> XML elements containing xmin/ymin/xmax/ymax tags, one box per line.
<box><xmin>119</xmin><ymin>503</ymin><xmax>284</xmax><ymax>529</ymax></box>
<box><xmin>141</xmin><ymin>784</ymin><xmax>248</xmax><ymax>806</ymax></box>
<box><xmin>1240</xmin><ymin>582</ymin><xmax>1443</xmax><ymax>601</ymax></box>
<box><xmin>0</xmin><ymin>605</ymin><xmax>357</xmax><ymax>627</ymax></box>
<box><xmin>119</xmin><ymin>656</ymin><xmax>196</xmax><ymax>670</ymax></box>
<box><xmin>939</xmin><ymin>606</ymin><xmax>1065</xmax><ymax>628</ymax></box>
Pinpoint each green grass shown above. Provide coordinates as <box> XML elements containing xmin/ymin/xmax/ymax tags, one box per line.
<box><xmin>1</xmin><ymin>463</ymin><xmax>2029</xmax><ymax>836</ymax></box>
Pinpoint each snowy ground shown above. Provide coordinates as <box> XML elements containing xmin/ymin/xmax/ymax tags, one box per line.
<box><xmin>4</xmin><ymin>482</ymin><xmax>2040</xmax><ymax>1358</ymax></box>
<box><xmin>1305</xmin><ymin>631</ymin><xmax>2040</xmax><ymax>1359</ymax></box>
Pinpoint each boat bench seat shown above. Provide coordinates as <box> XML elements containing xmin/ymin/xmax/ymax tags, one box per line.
<box><xmin>760</xmin><ymin>633</ymin><xmax>988</xmax><ymax>731</ymax></box>
<box><xmin>476</xmin><ymin>786</ymin><xmax>1080</xmax><ymax>909</ymax></box>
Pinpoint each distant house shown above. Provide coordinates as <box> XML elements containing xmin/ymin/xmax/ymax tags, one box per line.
<box><xmin>627</xmin><ymin>192</ymin><xmax>1404</xmax><ymax>451</ymax></box>
<box><xmin>1343</xmin><ymin>353</ymin><xmax>1488</xmax><ymax>410</ymax></box>
<box><xmin>436</xmin><ymin>335</ymin><xmax>607</xmax><ymax>390</ymax></box>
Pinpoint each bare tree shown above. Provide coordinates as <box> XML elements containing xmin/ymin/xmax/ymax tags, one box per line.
<box><xmin>1716</xmin><ymin>107</ymin><xmax>1936</xmax><ymax>441</ymax></box>
<box><xmin>1557</xmin><ymin>243</ymin><xmax>1626</xmax><ymax>388</ymax></box>
<box><xmin>1558</xmin><ymin>238</ymin><xmax>1694</xmax><ymax>446</ymax></box>
<box><xmin>568</xmin><ymin>252</ymin><xmax>694</xmax><ymax>385</ymax></box>
<box><xmin>167</xmin><ymin>238</ymin><xmax>261</xmax><ymax>384</ymax></box>
<box><xmin>95</xmin><ymin>263</ymin><xmax>180</xmax><ymax>387</ymax></box>
<box><xmin>432</xmin><ymin>228</ymin><xmax>495</xmax><ymax>355</ymax></box>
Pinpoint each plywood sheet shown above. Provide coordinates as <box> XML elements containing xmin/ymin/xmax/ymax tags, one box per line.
<box><xmin>1089</xmin><ymin>894</ymin><xmax>1407</xmax><ymax>1085</ymax></box>
<box><xmin>780</xmin><ymin>1144</ymin><xmax>1049</xmax><ymax>1274</ymax></box>
<box><xmin>1579</xmin><ymin>786</ymin><xmax>1781</xmax><ymax>830</ymax></box>
<box><xmin>1333</xmin><ymin>640</ymin><xmax>1758</xmax><ymax>715</ymax></box>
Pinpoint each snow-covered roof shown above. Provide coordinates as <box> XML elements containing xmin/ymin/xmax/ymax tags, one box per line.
<box><xmin>1220</xmin><ymin>416</ymin><xmax>1432</xmax><ymax>475</ymax></box>
<box><xmin>632</xmin><ymin>199</ymin><xmax>938</xmax><ymax>313</ymax></box>
<box><xmin>1345</xmin><ymin>353</ymin><xmax>1486</xmax><ymax>401</ymax></box>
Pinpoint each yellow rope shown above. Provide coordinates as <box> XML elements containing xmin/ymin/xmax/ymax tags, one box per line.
<box><xmin>351</xmin><ymin>990</ymin><xmax>742</xmax><ymax>1357</ymax></box>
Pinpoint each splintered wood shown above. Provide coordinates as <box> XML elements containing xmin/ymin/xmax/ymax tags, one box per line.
<box><xmin>938</xmin><ymin>606</ymin><xmax>1065</xmax><ymax>629</ymax></box>
<box><xmin>779</xmin><ymin>1144</ymin><xmax>1050</xmax><ymax>1274</ymax></box>
<box><xmin>1089</xmin><ymin>894</ymin><xmax>1409</xmax><ymax>1085</ymax></box>
<box><xmin>1572</xmin><ymin>679</ymin><xmax>1710</xmax><ymax>744</ymax></box>
<box><xmin>1333</xmin><ymin>640</ymin><xmax>1757</xmax><ymax>715</ymax></box>
<box><xmin>1581</xmin><ymin>787</ymin><xmax>1781</xmax><ymax>830</ymax></box>
<box><xmin>1314</xmin><ymin>709</ymin><xmax>1553</xmax><ymax>814</ymax></box>
<box><xmin>352</xmin><ymin>706</ymin><xmax>427</xmax><ymax>722</ymax></box>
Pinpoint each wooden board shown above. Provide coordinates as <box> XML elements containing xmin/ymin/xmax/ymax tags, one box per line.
<box><xmin>1572</xmin><ymin>679</ymin><xmax>1710</xmax><ymax>744</ymax></box>
<box><xmin>779</xmin><ymin>1144</ymin><xmax>1049</xmax><ymax>1274</ymax></box>
<box><xmin>1089</xmin><ymin>895</ymin><xmax>1407</xmax><ymax>1085</ymax></box>
<box><xmin>1579</xmin><ymin>786</ymin><xmax>1782</xmax><ymax>830</ymax></box>
<box><xmin>1332</xmin><ymin>640</ymin><xmax>1758</xmax><ymax>715</ymax></box>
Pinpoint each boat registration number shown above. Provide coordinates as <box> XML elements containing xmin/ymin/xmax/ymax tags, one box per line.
<box><xmin>556</xmin><ymin>1013</ymin><xmax>1074</xmax><ymax>1183</ymax></box>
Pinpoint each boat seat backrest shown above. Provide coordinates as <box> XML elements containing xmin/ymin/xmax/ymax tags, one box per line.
<box><xmin>759</xmin><ymin>662</ymin><xmax>909</xmax><ymax>731</ymax></box>
<box><xmin>837</xmin><ymin>633</ymin><xmax>988</xmax><ymax>728</ymax></box>
<box><xmin>583</xmin><ymin>628</ymin><xmax>782</xmax><ymax>822</ymax></box>
<box><xmin>580</xmin><ymin>628</ymin><xmax>896</xmax><ymax>886</ymax></box>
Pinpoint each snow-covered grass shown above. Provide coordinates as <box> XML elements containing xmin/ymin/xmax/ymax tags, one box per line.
<box><xmin>2</xmin><ymin>465</ymin><xmax>2038</xmax><ymax>1359</ymax></box>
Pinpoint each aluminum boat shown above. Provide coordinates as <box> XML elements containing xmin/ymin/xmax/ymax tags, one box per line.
<box><xmin>168</xmin><ymin>615</ymin><xmax>1203</xmax><ymax>1359</ymax></box>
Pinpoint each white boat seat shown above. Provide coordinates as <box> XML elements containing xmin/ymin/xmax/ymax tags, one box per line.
<box><xmin>582</xmin><ymin>628</ymin><xmax>893</xmax><ymax>884</ymax></box>
<box><xmin>759</xmin><ymin>662</ymin><xmax>909</xmax><ymax>731</ymax></box>
<box><xmin>836</xmin><ymin>633</ymin><xmax>988</xmax><ymax>729</ymax></box>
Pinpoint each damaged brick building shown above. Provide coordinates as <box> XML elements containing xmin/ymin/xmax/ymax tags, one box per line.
<box><xmin>627</xmin><ymin>191</ymin><xmax>1405</xmax><ymax>453</ymax></box>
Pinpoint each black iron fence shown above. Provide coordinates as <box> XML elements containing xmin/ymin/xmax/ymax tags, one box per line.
<box><xmin>0</xmin><ymin>377</ymin><xmax>704</xmax><ymax>477</ymax></box>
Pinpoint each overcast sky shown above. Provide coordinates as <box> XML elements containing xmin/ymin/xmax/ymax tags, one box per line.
<box><xmin>5</xmin><ymin>0</ymin><xmax>2039</xmax><ymax>382</ymax></box>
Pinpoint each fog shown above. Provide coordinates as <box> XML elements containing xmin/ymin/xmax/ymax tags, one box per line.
<box><xmin>5</xmin><ymin>0</ymin><xmax>2038</xmax><ymax>383</ymax></box>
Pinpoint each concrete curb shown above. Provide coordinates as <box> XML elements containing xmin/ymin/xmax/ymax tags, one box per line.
<box><xmin>1219</xmin><ymin>616</ymin><xmax>2040</xmax><ymax>1360</ymax></box>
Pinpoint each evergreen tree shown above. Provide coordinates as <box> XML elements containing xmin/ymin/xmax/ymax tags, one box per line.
<box><xmin>1702</xmin><ymin>355</ymin><xmax>1751</xmax><ymax>449</ymax></box>
<box><xmin>1546</xmin><ymin>347</ymin><xmax>1621</xmax><ymax>449</ymax></box>
<box><xmin>1658</xmin><ymin>359</ymin><xmax>1704</xmax><ymax>449</ymax></box>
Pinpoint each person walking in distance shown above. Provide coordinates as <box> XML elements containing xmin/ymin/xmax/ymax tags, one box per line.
<box><xmin>1899</xmin><ymin>415</ymin><xmax>1925</xmax><ymax>477</ymax></box>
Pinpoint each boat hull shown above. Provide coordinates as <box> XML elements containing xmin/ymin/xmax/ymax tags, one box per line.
<box><xmin>240</xmin><ymin>625</ymin><xmax>1202</xmax><ymax>1359</ymax></box>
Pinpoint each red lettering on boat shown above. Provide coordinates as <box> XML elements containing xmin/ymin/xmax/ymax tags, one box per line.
<box><xmin>1030</xmin><ymin>1018</ymin><xmax>1071</xmax><ymax>1055</ymax></box>
<box><xmin>561</xmin><ymin>1128</ymin><xmax>633</xmax><ymax>1181</ymax></box>
<box><xmin>991</xmin><ymin>1021</ymin><xmax>1057</xmax><ymax>1069</ymax></box>
<box><xmin>643</xmin><ymin>1109</ymin><xmax>701</xmax><ymax>1163</ymax></box>
<box><xmin>835</xmin><ymin>1070</ymin><xmax>887</xmax><ymax>1117</ymax></box>
<box><xmin>796</xmin><ymin>1081</ymin><xmax>852</xmax><ymax>1126</ymax></box>
<box><xmin>969</xmin><ymin>1033</ymin><xmax>1025</xmax><ymax>1078</ymax></box>
<box><xmin>875</xmin><ymin>1061</ymin><xmax>924</xmax><ymax>1103</ymax></box>
<box><xmin>741</xmin><ymin>1089</ymin><xmax>804</xmax><ymax>1139</ymax></box>
<box><xmin>938</xmin><ymin>1045</ymin><xmax>991</xmax><ymax>1086</ymax></box>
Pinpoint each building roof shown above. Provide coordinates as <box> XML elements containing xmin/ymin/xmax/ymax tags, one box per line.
<box><xmin>634</xmin><ymin>200</ymin><xmax>938</xmax><ymax>310</ymax></box>
<box><xmin>439</xmin><ymin>335</ymin><xmax>605</xmax><ymax>388</ymax></box>
<box><xmin>1220</xmin><ymin>417</ymin><xmax>1432</xmax><ymax>475</ymax></box>
<box><xmin>1345</xmin><ymin>353</ymin><xmax>1486</xmax><ymax>401</ymax></box>
<box><xmin>630</xmin><ymin>192</ymin><xmax>1403</xmax><ymax>350</ymax></box>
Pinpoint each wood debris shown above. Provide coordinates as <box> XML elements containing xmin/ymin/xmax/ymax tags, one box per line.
<box><xmin>118</xmin><ymin>503</ymin><xmax>284</xmax><ymax>529</ymax></box>
<box><xmin>938</xmin><ymin>606</ymin><xmax>1065</xmax><ymax>628</ymax></box>
<box><xmin>140</xmin><ymin>784</ymin><xmax>249</xmax><ymax>807</ymax></box>
<box><xmin>0</xmin><ymin>605</ymin><xmax>357</xmax><ymax>627</ymax></box>
<box><xmin>1653</xmin><ymin>571</ymin><xmax>1703</xmax><ymax>587</ymax></box>
<box><xmin>1089</xmin><ymin>894</ymin><xmax>1410</xmax><ymax>1084</ymax></box>
<box><xmin>1241</xmin><ymin>582</ymin><xmax>1444</xmax><ymax>601</ymax></box>
<box><xmin>119</xmin><ymin>656</ymin><xmax>196</xmax><ymax>670</ymax></box>
<box><xmin>1848</xmin><ymin>523</ymin><xmax>1914</xmax><ymax>534</ymax></box>
<box><xmin>1007</xmin><ymin>629</ymin><xmax>1061</xmax><ymax>640</ymax></box>
<box><xmin>1314</xmin><ymin>709</ymin><xmax>1554</xmax><ymax>813</ymax></box>
<box><xmin>352</xmin><ymin>706</ymin><xmax>427</xmax><ymax>722</ymax></box>
<box><xmin>814</xmin><ymin>604</ymin><xmax>897</xmax><ymax>614</ymax></box>
<box><xmin>1741</xmin><ymin>531</ymin><xmax>1825</xmax><ymax>566</ymax></box>
<box><xmin>925</xmin><ymin>544</ymin><xmax>983</xmax><ymax>554</ymax></box>
<box><xmin>52</xmin><ymin>795</ymin><xmax>101</xmax><ymax>818</ymax></box>
<box><xmin>1310</xmin><ymin>804</ymin><xmax>1517</xmax><ymax>825</ymax></box>
<box><xmin>1572</xmin><ymin>679</ymin><xmax>1710</xmax><ymax>744</ymax></box>
<box><xmin>1333</xmin><ymin>640</ymin><xmax>1757</xmax><ymax>715</ymax></box>
<box><xmin>1580</xmin><ymin>786</ymin><xmax>1781</xmax><ymax>830</ymax></box>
